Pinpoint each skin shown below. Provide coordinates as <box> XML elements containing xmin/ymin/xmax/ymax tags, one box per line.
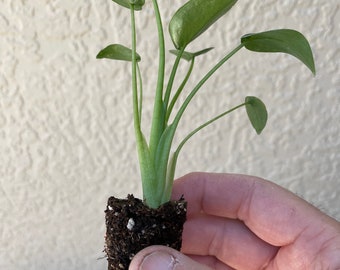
<box><xmin>129</xmin><ymin>172</ymin><xmax>340</xmax><ymax>270</ymax></box>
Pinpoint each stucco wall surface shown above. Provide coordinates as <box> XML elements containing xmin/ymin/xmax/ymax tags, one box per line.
<box><xmin>0</xmin><ymin>0</ymin><xmax>339</xmax><ymax>269</ymax></box>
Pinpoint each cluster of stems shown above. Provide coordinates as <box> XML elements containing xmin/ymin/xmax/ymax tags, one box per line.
<box><xmin>130</xmin><ymin>2</ymin><xmax>245</xmax><ymax>208</ymax></box>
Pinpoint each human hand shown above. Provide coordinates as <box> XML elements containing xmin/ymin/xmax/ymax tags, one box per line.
<box><xmin>129</xmin><ymin>172</ymin><xmax>340</xmax><ymax>269</ymax></box>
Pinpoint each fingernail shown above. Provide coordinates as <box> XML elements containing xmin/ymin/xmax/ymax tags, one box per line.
<box><xmin>139</xmin><ymin>251</ymin><xmax>177</xmax><ymax>270</ymax></box>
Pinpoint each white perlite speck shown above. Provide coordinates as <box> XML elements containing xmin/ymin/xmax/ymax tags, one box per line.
<box><xmin>127</xmin><ymin>218</ymin><xmax>135</xmax><ymax>230</ymax></box>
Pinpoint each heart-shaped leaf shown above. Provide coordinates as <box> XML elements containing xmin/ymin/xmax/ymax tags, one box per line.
<box><xmin>241</xmin><ymin>29</ymin><xmax>315</xmax><ymax>75</ymax></box>
<box><xmin>169</xmin><ymin>0</ymin><xmax>237</xmax><ymax>49</ymax></box>
<box><xmin>111</xmin><ymin>0</ymin><xmax>145</xmax><ymax>10</ymax></box>
<box><xmin>96</xmin><ymin>44</ymin><xmax>141</xmax><ymax>62</ymax></box>
<box><xmin>245</xmin><ymin>96</ymin><xmax>268</xmax><ymax>134</ymax></box>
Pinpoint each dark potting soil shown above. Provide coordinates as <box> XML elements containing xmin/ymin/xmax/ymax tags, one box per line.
<box><xmin>104</xmin><ymin>194</ymin><xmax>187</xmax><ymax>270</ymax></box>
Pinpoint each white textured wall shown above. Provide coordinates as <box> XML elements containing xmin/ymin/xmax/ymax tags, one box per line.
<box><xmin>1</xmin><ymin>0</ymin><xmax>339</xmax><ymax>269</ymax></box>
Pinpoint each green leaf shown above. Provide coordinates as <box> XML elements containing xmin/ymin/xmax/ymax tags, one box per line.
<box><xmin>193</xmin><ymin>47</ymin><xmax>215</xmax><ymax>57</ymax></box>
<box><xmin>245</xmin><ymin>96</ymin><xmax>268</xmax><ymax>134</ymax></box>
<box><xmin>96</xmin><ymin>44</ymin><xmax>141</xmax><ymax>62</ymax></box>
<box><xmin>111</xmin><ymin>0</ymin><xmax>145</xmax><ymax>10</ymax></box>
<box><xmin>169</xmin><ymin>47</ymin><xmax>214</xmax><ymax>61</ymax></box>
<box><xmin>170</xmin><ymin>50</ymin><xmax>194</xmax><ymax>61</ymax></box>
<box><xmin>169</xmin><ymin>0</ymin><xmax>237</xmax><ymax>49</ymax></box>
<box><xmin>241</xmin><ymin>29</ymin><xmax>315</xmax><ymax>75</ymax></box>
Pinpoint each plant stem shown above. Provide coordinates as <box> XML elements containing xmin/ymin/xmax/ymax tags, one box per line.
<box><xmin>165</xmin><ymin>56</ymin><xmax>195</xmax><ymax>123</ymax></box>
<box><xmin>162</xmin><ymin>102</ymin><xmax>247</xmax><ymax>202</ymax></box>
<box><xmin>130</xmin><ymin>6</ymin><xmax>140</xmax><ymax>131</ymax></box>
<box><xmin>163</xmin><ymin>47</ymin><xmax>185</xmax><ymax>111</ymax></box>
<box><xmin>149</xmin><ymin>0</ymin><xmax>166</xmax><ymax>158</ymax></box>
<box><xmin>177</xmin><ymin>102</ymin><xmax>247</xmax><ymax>156</ymax></box>
<box><xmin>131</xmin><ymin>6</ymin><xmax>158</xmax><ymax>208</ymax></box>
<box><xmin>171</xmin><ymin>43</ymin><xmax>244</xmax><ymax>130</ymax></box>
<box><xmin>137</xmin><ymin>63</ymin><xmax>143</xmax><ymax>124</ymax></box>
<box><xmin>158</xmin><ymin>44</ymin><xmax>245</xmax><ymax>204</ymax></box>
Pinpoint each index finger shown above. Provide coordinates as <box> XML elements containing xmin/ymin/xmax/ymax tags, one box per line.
<box><xmin>171</xmin><ymin>172</ymin><xmax>339</xmax><ymax>246</ymax></box>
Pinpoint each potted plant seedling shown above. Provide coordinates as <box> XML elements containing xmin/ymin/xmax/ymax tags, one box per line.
<box><xmin>96</xmin><ymin>0</ymin><xmax>315</xmax><ymax>269</ymax></box>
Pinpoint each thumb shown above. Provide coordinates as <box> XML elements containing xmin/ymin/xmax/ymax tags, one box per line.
<box><xmin>129</xmin><ymin>245</ymin><xmax>212</xmax><ymax>270</ymax></box>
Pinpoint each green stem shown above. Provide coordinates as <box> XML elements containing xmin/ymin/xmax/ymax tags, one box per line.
<box><xmin>158</xmin><ymin>44</ymin><xmax>245</xmax><ymax>204</ymax></box>
<box><xmin>162</xmin><ymin>102</ymin><xmax>247</xmax><ymax>203</ymax></box>
<box><xmin>165</xmin><ymin>56</ymin><xmax>195</xmax><ymax>123</ymax></box>
<box><xmin>137</xmin><ymin>63</ymin><xmax>143</xmax><ymax>124</ymax></box>
<box><xmin>163</xmin><ymin>47</ymin><xmax>185</xmax><ymax>111</ymax></box>
<box><xmin>177</xmin><ymin>103</ymin><xmax>246</xmax><ymax>155</ymax></box>
<box><xmin>149</xmin><ymin>0</ymin><xmax>166</xmax><ymax>158</ymax></box>
<box><xmin>171</xmin><ymin>44</ymin><xmax>244</xmax><ymax>131</ymax></box>
<box><xmin>130</xmin><ymin>6</ymin><xmax>140</xmax><ymax>131</ymax></box>
<box><xmin>131</xmin><ymin>6</ymin><xmax>158</xmax><ymax>207</ymax></box>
